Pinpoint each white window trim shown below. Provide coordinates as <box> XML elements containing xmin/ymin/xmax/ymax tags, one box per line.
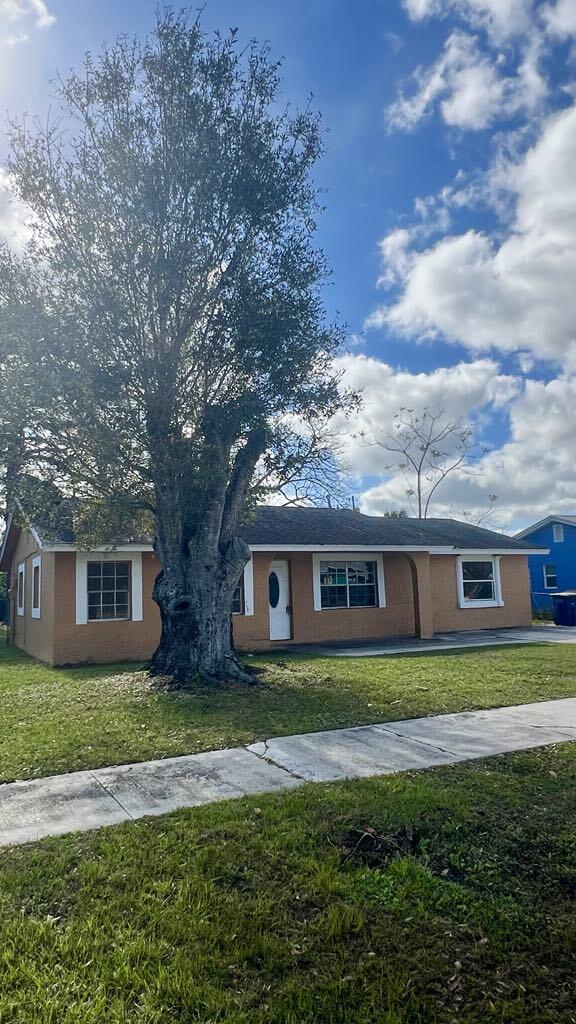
<box><xmin>232</xmin><ymin>560</ymin><xmax>254</xmax><ymax>616</ymax></box>
<box><xmin>543</xmin><ymin>564</ymin><xmax>558</xmax><ymax>590</ymax></box>
<box><xmin>31</xmin><ymin>555</ymin><xmax>41</xmax><ymax>619</ymax></box>
<box><xmin>553</xmin><ymin>523</ymin><xmax>564</xmax><ymax>543</ymax></box>
<box><xmin>456</xmin><ymin>555</ymin><xmax>503</xmax><ymax>609</ymax></box>
<box><xmin>242</xmin><ymin>557</ymin><xmax>254</xmax><ymax>616</ymax></box>
<box><xmin>312</xmin><ymin>552</ymin><xmax>386</xmax><ymax>612</ymax></box>
<box><xmin>16</xmin><ymin>561</ymin><xmax>25</xmax><ymax>616</ymax></box>
<box><xmin>75</xmin><ymin>551</ymin><xmax>143</xmax><ymax>625</ymax></box>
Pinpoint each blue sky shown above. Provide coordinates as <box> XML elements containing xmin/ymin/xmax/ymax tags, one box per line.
<box><xmin>1</xmin><ymin>0</ymin><xmax>576</xmax><ymax>529</ymax></box>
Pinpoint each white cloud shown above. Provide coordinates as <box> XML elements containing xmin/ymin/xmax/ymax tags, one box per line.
<box><xmin>338</xmin><ymin>354</ymin><xmax>576</xmax><ymax>529</ymax></box>
<box><xmin>433</xmin><ymin>374</ymin><xmax>576</xmax><ymax>529</ymax></box>
<box><xmin>477</xmin><ymin>376</ymin><xmax>576</xmax><ymax>527</ymax></box>
<box><xmin>334</xmin><ymin>353</ymin><xmax>519</xmax><ymax>478</ymax></box>
<box><xmin>440</xmin><ymin>54</ymin><xmax>508</xmax><ymax>129</ymax></box>
<box><xmin>544</xmin><ymin>0</ymin><xmax>576</xmax><ymax>38</ymax></box>
<box><xmin>358</xmin><ymin>0</ymin><xmax>576</xmax><ymax>529</ymax></box>
<box><xmin>0</xmin><ymin>0</ymin><xmax>55</xmax><ymax>45</ymax></box>
<box><xmin>28</xmin><ymin>0</ymin><xmax>55</xmax><ymax>28</ymax></box>
<box><xmin>403</xmin><ymin>0</ymin><xmax>535</xmax><ymax>40</ymax></box>
<box><xmin>516</xmin><ymin>351</ymin><xmax>535</xmax><ymax>373</ymax></box>
<box><xmin>0</xmin><ymin>30</ymin><xmax>26</xmax><ymax>45</ymax></box>
<box><xmin>387</xmin><ymin>31</ymin><xmax>544</xmax><ymax>132</ymax></box>
<box><xmin>369</xmin><ymin>103</ymin><xmax>576</xmax><ymax>369</ymax></box>
<box><xmin>0</xmin><ymin>168</ymin><xmax>33</xmax><ymax>250</ymax></box>
<box><xmin>376</xmin><ymin>228</ymin><xmax>414</xmax><ymax>285</ymax></box>
<box><xmin>403</xmin><ymin>0</ymin><xmax>442</xmax><ymax>17</ymax></box>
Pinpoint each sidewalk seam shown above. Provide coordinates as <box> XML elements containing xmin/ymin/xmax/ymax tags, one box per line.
<box><xmin>245</xmin><ymin>742</ymin><xmax>306</xmax><ymax>782</ymax></box>
<box><xmin>374</xmin><ymin>723</ymin><xmax>461</xmax><ymax>757</ymax></box>
<box><xmin>88</xmin><ymin>771</ymin><xmax>136</xmax><ymax>821</ymax></box>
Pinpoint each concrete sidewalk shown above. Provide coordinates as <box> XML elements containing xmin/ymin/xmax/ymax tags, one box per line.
<box><xmin>2</xmin><ymin>696</ymin><xmax>576</xmax><ymax>847</ymax></box>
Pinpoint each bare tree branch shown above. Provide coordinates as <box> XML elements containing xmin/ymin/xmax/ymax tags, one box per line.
<box><xmin>362</xmin><ymin>407</ymin><xmax>490</xmax><ymax>519</ymax></box>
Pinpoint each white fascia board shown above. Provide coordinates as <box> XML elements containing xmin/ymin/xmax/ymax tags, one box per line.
<box><xmin>515</xmin><ymin>518</ymin><xmax>551</xmax><ymax>539</ymax></box>
<box><xmin>29</xmin><ymin>525</ymin><xmax>44</xmax><ymax>550</ymax></box>
<box><xmin>249</xmin><ymin>543</ymin><xmax>451</xmax><ymax>553</ymax></box>
<box><xmin>49</xmin><ymin>541</ymin><xmax>448</xmax><ymax>554</ymax></box>
<box><xmin>13</xmin><ymin>499</ymin><xmax>43</xmax><ymax>550</ymax></box>
<box><xmin>0</xmin><ymin>511</ymin><xmax>14</xmax><ymax>568</ymax></box>
<box><xmin>515</xmin><ymin>515</ymin><xmax>576</xmax><ymax>539</ymax></box>
<box><xmin>45</xmin><ymin>541</ymin><xmax>542</xmax><ymax>557</ymax></box>
<box><xmin>248</xmin><ymin>543</ymin><xmax>542</xmax><ymax>555</ymax></box>
<box><xmin>451</xmin><ymin>548</ymin><xmax>546</xmax><ymax>556</ymax></box>
<box><xmin>46</xmin><ymin>543</ymin><xmax>154</xmax><ymax>553</ymax></box>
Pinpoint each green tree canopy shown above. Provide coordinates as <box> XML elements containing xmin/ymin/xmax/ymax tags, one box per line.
<box><xmin>0</xmin><ymin>10</ymin><xmax>350</xmax><ymax>684</ymax></box>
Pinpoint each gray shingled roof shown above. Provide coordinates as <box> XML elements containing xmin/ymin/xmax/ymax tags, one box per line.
<box><xmin>29</xmin><ymin>499</ymin><xmax>77</xmax><ymax>545</ymax></box>
<box><xmin>17</xmin><ymin>497</ymin><xmax>151</xmax><ymax>548</ymax></box>
<box><xmin>11</xmin><ymin>500</ymin><xmax>539</xmax><ymax>552</ymax></box>
<box><xmin>240</xmin><ymin>507</ymin><xmax>539</xmax><ymax>550</ymax></box>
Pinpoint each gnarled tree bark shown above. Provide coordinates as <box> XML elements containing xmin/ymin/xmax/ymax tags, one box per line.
<box><xmin>148</xmin><ymin>419</ymin><xmax>267</xmax><ymax>685</ymax></box>
<box><xmin>149</xmin><ymin>535</ymin><xmax>252</xmax><ymax>685</ymax></box>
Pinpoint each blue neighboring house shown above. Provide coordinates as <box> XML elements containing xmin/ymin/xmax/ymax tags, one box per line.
<box><xmin>515</xmin><ymin>516</ymin><xmax>576</xmax><ymax>614</ymax></box>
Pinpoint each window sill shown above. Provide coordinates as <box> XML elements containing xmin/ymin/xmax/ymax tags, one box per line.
<box><xmin>458</xmin><ymin>600</ymin><xmax>504</xmax><ymax>609</ymax></box>
<box><xmin>318</xmin><ymin>605</ymin><xmax>384</xmax><ymax>612</ymax></box>
<box><xmin>31</xmin><ymin>609</ymin><xmax>41</xmax><ymax>620</ymax></box>
<box><xmin>87</xmin><ymin>618</ymin><xmax>133</xmax><ymax>624</ymax></box>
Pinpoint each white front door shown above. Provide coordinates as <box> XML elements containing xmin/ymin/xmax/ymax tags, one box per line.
<box><xmin>268</xmin><ymin>560</ymin><xmax>291</xmax><ymax>641</ymax></box>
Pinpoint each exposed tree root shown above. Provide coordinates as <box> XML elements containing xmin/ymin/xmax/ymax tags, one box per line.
<box><xmin>147</xmin><ymin>652</ymin><xmax>257</xmax><ymax>691</ymax></box>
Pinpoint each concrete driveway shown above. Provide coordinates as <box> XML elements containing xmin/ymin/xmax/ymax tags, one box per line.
<box><xmin>291</xmin><ymin>626</ymin><xmax>576</xmax><ymax>658</ymax></box>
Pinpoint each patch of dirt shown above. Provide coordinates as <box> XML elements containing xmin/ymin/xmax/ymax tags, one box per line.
<box><xmin>339</xmin><ymin>824</ymin><xmax>420</xmax><ymax>868</ymax></box>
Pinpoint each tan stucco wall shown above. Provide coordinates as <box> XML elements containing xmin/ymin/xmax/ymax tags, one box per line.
<box><xmin>52</xmin><ymin>551</ymin><xmax>162</xmax><ymax>666</ymax></box>
<box><xmin>233</xmin><ymin>551</ymin><xmax>532</xmax><ymax>649</ymax></box>
<box><xmin>232</xmin><ymin>551</ymin><xmax>418</xmax><ymax>650</ymax></box>
<box><xmin>9</xmin><ymin>530</ymin><xmax>56</xmax><ymax>665</ymax></box>
<box><xmin>7</xmin><ymin>530</ymin><xmax>533</xmax><ymax>665</ymax></box>
<box><xmin>430</xmin><ymin>554</ymin><xmax>532</xmax><ymax>633</ymax></box>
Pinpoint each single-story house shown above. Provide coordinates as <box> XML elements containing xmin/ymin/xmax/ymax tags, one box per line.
<box><xmin>515</xmin><ymin>514</ymin><xmax>576</xmax><ymax>614</ymax></box>
<box><xmin>0</xmin><ymin>505</ymin><xmax>544</xmax><ymax>666</ymax></box>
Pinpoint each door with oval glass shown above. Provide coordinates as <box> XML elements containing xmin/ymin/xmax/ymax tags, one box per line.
<box><xmin>268</xmin><ymin>560</ymin><xmax>291</xmax><ymax>640</ymax></box>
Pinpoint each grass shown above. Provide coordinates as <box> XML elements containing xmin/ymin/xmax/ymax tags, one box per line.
<box><xmin>2</xmin><ymin>629</ymin><xmax>576</xmax><ymax>780</ymax></box>
<box><xmin>1</xmin><ymin>742</ymin><xmax>575</xmax><ymax>1022</ymax></box>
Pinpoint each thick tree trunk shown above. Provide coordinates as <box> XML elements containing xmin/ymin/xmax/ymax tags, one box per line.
<box><xmin>146</xmin><ymin>409</ymin><xmax>268</xmax><ymax>687</ymax></box>
<box><xmin>148</xmin><ymin>535</ymin><xmax>254</xmax><ymax>687</ymax></box>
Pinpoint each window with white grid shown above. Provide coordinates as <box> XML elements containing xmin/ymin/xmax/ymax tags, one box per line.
<box><xmin>87</xmin><ymin>561</ymin><xmax>131</xmax><ymax>621</ymax></box>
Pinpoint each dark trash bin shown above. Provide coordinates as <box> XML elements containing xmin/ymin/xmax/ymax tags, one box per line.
<box><xmin>551</xmin><ymin>591</ymin><xmax>576</xmax><ymax>627</ymax></box>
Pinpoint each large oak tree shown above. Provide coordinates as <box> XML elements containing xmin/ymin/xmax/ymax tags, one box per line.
<box><xmin>0</xmin><ymin>11</ymin><xmax>349</xmax><ymax>685</ymax></box>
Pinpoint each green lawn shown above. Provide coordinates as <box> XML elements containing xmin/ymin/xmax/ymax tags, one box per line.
<box><xmin>2</xmin><ymin>631</ymin><xmax>576</xmax><ymax>780</ymax></box>
<box><xmin>1</xmin><ymin>743</ymin><xmax>575</xmax><ymax>1022</ymax></box>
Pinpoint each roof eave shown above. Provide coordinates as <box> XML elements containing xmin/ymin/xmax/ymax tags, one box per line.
<box><xmin>516</xmin><ymin>515</ymin><xmax>576</xmax><ymax>539</ymax></box>
<box><xmin>247</xmin><ymin>543</ymin><xmax>545</xmax><ymax>554</ymax></box>
<box><xmin>39</xmin><ymin>541</ymin><xmax>546</xmax><ymax>555</ymax></box>
<box><xmin>42</xmin><ymin>542</ymin><xmax>155</xmax><ymax>553</ymax></box>
<box><xmin>0</xmin><ymin>513</ymin><xmax>18</xmax><ymax>573</ymax></box>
